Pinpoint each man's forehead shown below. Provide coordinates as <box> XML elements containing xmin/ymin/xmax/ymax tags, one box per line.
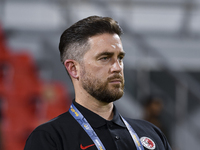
<box><xmin>87</xmin><ymin>33</ymin><xmax>124</xmax><ymax>52</ymax></box>
<box><xmin>88</xmin><ymin>33</ymin><xmax>121</xmax><ymax>44</ymax></box>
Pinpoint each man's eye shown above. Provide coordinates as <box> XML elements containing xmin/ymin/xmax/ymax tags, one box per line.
<box><xmin>100</xmin><ymin>57</ymin><xmax>109</xmax><ymax>60</ymax></box>
<box><xmin>118</xmin><ymin>56</ymin><xmax>124</xmax><ymax>61</ymax></box>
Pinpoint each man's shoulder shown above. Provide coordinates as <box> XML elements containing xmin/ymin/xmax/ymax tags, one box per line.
<box><xmin>125</xmin><ymin>118</ymin><xmax>156</xmax><ymax>127</ymax></box>
<box><xmin>24</xmin><ymin>111</ymin><xmax>83</xmax><ymax>150</ymax></box>
<box><xmin>124</xmin><ymin>117</ymin><xmax>172</xmax><ymax>150</ymax></box>
<box><xmin>33</xmin><ymin>111</ymin><xmax>73</xmax><ymax>133</ymax></box>
<box><xmin>124</xmin><ymin>117</ymin><xmax>162</xmax><ymax>134</ymax></box>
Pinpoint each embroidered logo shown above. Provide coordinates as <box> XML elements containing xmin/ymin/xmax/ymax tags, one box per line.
<box><xmin>80</xmin><ymin>144</ymin><xmax>95</xmax><ymax>150</ymax></box>
<box><xmin>140</xmin><ymin>137</ymin><xmax>156</xmax><ymax>150</ymax></box>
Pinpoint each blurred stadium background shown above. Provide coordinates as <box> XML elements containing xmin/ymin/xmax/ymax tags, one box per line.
<box><xmin>0</xmin><ymin>0</ymin><xmax>200</xmax><ymax>150</ymax></box>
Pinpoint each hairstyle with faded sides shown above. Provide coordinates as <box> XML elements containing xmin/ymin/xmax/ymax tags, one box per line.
<box><xmin>59</xmin><ymin>15</ymin><xmax>123</xmax><ymax>65</ymax></box>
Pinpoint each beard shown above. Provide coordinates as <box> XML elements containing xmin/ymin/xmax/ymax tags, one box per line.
<box><xmin>80</xmin><ymin>65</ymin><xmax>125</xmax><ymax>103</ymax></box>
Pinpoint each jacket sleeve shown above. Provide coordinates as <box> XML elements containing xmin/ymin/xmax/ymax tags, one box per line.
<box><xmin>146</xmin><ymin>120</ymin><xmax>172</xmax><ymax>150</ymax></box>
<box><xmin>158</xmin><ymin>129</ymin><xmax>172</xmax><ymax>150</ymax></box>
<box><xmin>125</xmin><ymin>118</ymin><xmax>172</xmax><ymax>150</ymax></box>
<box><xmin>24</xmin><ymin>130</ymin><xmax>57</xmax><ymax>150</ymax></box>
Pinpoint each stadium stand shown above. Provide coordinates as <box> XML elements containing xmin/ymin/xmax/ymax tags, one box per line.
<box><xmin>0</xmin><ymin>24</ymin><xmax>71</xmax><ymax>150</ymax></box>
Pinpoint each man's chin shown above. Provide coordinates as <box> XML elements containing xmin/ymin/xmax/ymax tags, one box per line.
<box><xmin>111</xmin><ymin>87</ymin><xmax>124</xmax><ymax>95</ymax></box>
<box><xmin>98</xmin><ymin>98</ymin><xmax>119</xmax><ymax>103</ymax></box>
<box><xmin>109</xmin><ymin>82</ymin><xmax>122</xmax><ymax>88</ymax></box>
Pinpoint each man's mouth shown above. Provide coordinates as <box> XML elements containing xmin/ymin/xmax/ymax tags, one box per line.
<box><xmin>109</xmin><ymin>79</ymin><xmax>122</xmax><ymax>83</ymax></box>
<box><xmin>108</xmin><ymin>74</ymin><xmax>124</xmax><ymax>85</ymax></box>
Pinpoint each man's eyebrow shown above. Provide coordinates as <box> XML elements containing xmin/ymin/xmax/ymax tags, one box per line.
<box><xmin>119</xmin><ymin>51</ymin><xmax>125</xmax><ymax>57</ymax></box>
<box><xmin>96</xmin><ymin>52</ymin><xmax>114</xmax><ymax>58</ymax></box>
<box><xmin>96</xmin><ymin>51</ymin><xmax>125</xmax><ymax>58</ymax></box>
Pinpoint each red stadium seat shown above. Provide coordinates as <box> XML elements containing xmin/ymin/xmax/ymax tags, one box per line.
<box><xmin>39</xmin><ymin>82</ymin><xmax>70</xmax><ymax>122</ymax></box>
<box><xmin>0</xmin><ymin>23</ymin><xmax>71</xmax><ymax>150</ymax></box>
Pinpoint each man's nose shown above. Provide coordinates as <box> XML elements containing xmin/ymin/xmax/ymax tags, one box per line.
<box><xmin>111</xmin><ymin>59</ymin><xmax>123</xmax><ymax>73</ymax></box>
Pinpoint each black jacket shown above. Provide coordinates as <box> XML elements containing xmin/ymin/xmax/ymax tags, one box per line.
<box><xmin>24</xmin><ymin>101</ymin><xmax>172</xmax><ymax>150</ymax></box>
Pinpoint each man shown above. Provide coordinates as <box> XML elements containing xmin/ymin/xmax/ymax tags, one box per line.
<box><xmin>24</xmin><ymin>16</ymin><xmax>172</xmax><ymax>150</ymax></box>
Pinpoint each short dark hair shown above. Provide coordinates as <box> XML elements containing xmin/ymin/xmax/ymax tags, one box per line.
<box><xmin>59</xmin><ymin>15</ymin><xmax>123</xmax><ymax>64</ymax></box>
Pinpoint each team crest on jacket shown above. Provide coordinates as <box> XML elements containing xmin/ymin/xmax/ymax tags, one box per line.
<box><xmin>140</xmin><ymin>137</ymin><xmax>156</xmax><ymax>149</ymax></box>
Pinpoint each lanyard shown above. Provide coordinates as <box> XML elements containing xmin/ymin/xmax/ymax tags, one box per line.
<box><xmin>121</xmin><ymin>117</ymin><xmax>144</xmax><ymax>150</ymax></box>
<box><xmin>69</xmin><ymin>103</ymin><xmax>144</xmax><ymax>150</ymax></box>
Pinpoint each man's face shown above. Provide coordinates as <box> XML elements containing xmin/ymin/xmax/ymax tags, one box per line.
<box><xmin>80</xmin><ymin>33</ymin><xmax>125</xmax><ymax>103</ymax></box>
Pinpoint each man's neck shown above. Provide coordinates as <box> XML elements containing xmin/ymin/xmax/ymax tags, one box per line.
<box><xmin>75</xmin><ymin>98</ymin><xmax>114</xmax><ymax>121</ymax></box>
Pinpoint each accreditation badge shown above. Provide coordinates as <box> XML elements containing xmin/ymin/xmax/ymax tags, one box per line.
<box><xmin>140</xmin><ymin>137</ymin><xmax>156</xmax><ymax>150</ymax></box>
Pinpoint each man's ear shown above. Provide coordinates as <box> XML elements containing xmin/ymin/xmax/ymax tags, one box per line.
<box><xmin>64</xmin><ymin>59</ymin><xmax>79</xmax><ymax>79</ymax></box>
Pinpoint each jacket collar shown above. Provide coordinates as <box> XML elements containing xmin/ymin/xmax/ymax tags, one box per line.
<box><xmin>73</xmin><ymin>100</ymin><xmax>126</xmax><ymax>128</ymax></box>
